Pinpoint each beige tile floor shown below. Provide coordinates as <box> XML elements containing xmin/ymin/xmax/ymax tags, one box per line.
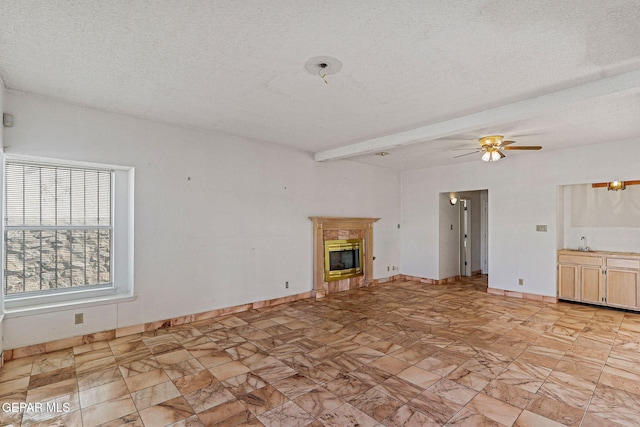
<box><xmin>1</xmin><ymin>276</ymin><xmax>640</xmax><ymax>426</ymax></box>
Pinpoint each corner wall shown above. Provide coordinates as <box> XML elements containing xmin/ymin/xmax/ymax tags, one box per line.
<box><xmin>2</xmin><ymin>90</ymin><xmax>401</xmax><ymax>349</ymax></box>
<box><xmin>0</xmin><ymin>77</ymin><xmax>5</xmax><ymax>358</ymax></box>
<box><xmin>402</xmin><ymin>138</ymin><xmax>640</xmax><ymax>297</ymax></box>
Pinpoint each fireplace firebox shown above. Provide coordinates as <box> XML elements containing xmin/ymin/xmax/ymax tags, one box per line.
<box><xmin>324</xmin><ymin>239</ymin><xmax>363</xmax><ymax>281</ymax></box>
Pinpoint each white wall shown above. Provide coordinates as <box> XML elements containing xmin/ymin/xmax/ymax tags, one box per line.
<box><xmin>481</xmin><ymin>190</ymin><xmax>488</xmax><ymax>274</ymax></box>
<box><xmin>402</xmin><ymin>138</ymin><xmax>640</xmax><ymax>297</ymax></box>
<box><xmin>0</xmin><ymin>78</ymin><xmax>5</xmax><ymax>357</ymax></box>
<box><xmin>3</xmin><ymin>90</ymin><xmax>401</xmax><ymax>348</ymax></box>
<box><xmin>556</xmin><ymin>186</ymin><xmax>565</xmax><ymax>251</ymax></box>
<box><xmin>562</xmin><ymin>184</ymin><xmax>640</xmax><ymax>253</ymax></box>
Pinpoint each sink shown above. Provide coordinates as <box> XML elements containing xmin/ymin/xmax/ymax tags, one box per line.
<box><xmin>576</xmin><ymin>247</ymin><xmax>591</xmax><ymax>252</ymax></box>
<box><xmin>578</xmin><ymin>237</ymin><xmax>589</xmax><ymax>252</ymax></box>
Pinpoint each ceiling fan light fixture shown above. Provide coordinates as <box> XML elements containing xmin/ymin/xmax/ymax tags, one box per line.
<box><xmin>479</xmin><ymin>135</ymin><xmax>504</xmax><ymax>147</ymax></box>
<box><xmin>482</xmin><ymin>148</ymin><xmax>501</xmax><ymax>162</ymax></box>
<box><xmin>468</xmin><ymin>135</ymin><xmax>541</xmax><ymax>162</ymax></box>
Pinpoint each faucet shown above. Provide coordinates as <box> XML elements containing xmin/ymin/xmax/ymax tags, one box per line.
<box><xmin>579</xmin><ymin>236</ymin><xmax>589</xmax><ymax>252</ymax></box>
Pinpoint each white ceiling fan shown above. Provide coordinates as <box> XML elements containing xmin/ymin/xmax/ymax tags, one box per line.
<box><xmin>454</xmin><ymin>135</ymin><xmax>542</xmax><ymax>162</ymax></box>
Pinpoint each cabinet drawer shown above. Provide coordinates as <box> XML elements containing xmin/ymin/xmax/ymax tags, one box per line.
<box><xmin>607</xmin><ymin>258</ymin><xmax>640</xmax><ymax>269</ymax></box>
<box><xmin>558</xmin><ymin>254</ymin><xmax>603</xmax><ymax>266</ymax></box>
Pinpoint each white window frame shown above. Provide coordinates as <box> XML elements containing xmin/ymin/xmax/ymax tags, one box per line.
<box><xmin>3</xmin><ymin>155</ymin><xmax>135</xmax><ymax>316</ymax></box>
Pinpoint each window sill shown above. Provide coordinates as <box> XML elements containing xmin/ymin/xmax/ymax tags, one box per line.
<box><xmin>3</xmin><ymin>293</ymin><xmax>136</xmax><ymax>318</ymax></box>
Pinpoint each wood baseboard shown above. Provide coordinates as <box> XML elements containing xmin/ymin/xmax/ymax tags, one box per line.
<box><xmin>487</xmin><ymin>287</ymin><xmax>558</xmax><ymax>303</ymax></box>
<box><xmin>369</xmin><ymin>275</ymin><xmax>404</xmax><ymax>285</ymax></box>
<box><xmin>398</xmin><ymin>274</ymin><xmax>461</xmax><ymax>284</ymax></box>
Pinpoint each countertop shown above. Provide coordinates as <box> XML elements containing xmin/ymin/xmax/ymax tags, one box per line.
<box><xmin>559</xmin><ymin>249</ymin><xmax>640</xmax><ymax>257</ymax></box>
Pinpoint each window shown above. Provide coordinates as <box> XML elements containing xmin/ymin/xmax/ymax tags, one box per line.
<box><xmin>3</xmin><ymin>156</ymin><xmax>134</xmax><ymax>312</ymax></box>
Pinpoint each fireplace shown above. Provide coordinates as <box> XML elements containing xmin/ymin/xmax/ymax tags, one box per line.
<box><xmin>324</xmin><ymin>239</ymin><xmax>363</xmax><ymax>281</ymax></box>
<box><xmin>309</xmin><ymin>216</ymin><xmax>379</xmax><ymax>297</ymax></box>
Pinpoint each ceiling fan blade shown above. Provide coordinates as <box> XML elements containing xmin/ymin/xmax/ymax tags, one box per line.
<box><xmin>452</xmin><ymin>147</ymin><xmax>480</xmax><ymax>151</ymax></box>
<box><xmin>453</xmin><ymin>151</ymin><xmax>481</xmax><ymax>158</ymax></box>
<box><xmin>503</xmin><ymin>145</ymin><xmax>542</xmax><ymax>150</ymax></box>
<box><xmin>498</xmin><ymin>150</ymin><xmax>506</xmax><ymax>158</ymax></box>
<box><xmin>501</xmin><ymin>140</ymin><xmax>516</xmax><ymax>146</ymax></box>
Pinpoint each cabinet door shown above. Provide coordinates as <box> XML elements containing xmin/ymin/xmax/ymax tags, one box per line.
<box><xmin>606</xmin><ymin>269</ymin><xmax>639</xmax><ymax>309</ymax></box>
<box><xmin>558</xmin><ymin>264</ymin><xmax>579</xmax><ymax>300</ymax></box>
<box><xmin>581</xmin><ymin>266</ymin><xmax>603</xmax><ymax>304</ymax></box>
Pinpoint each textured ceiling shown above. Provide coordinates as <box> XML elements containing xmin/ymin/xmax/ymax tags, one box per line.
<box><xmin>1</xmin><ymin>1</ymin><xmax>640</xmax><ymax>169</ymax></box>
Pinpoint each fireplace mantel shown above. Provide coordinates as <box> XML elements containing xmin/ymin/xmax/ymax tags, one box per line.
<box><xmin>309</xmin><ymin>216</ymin><xmax>380</xmax><ymax>297</ymax></box>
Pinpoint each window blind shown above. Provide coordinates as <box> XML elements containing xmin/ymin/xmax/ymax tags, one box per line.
<box><xmin>4</xmin><ymin>162</ymin><xmax>113</xmax><ymax>295</ymax></box>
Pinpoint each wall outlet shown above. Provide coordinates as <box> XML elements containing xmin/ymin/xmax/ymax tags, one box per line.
<box><xmin>518</xmin><ymin>278</ymin><xmax>524</xmax><ymax>286</ymax></box>
<box><xmin>75</xmin><ymin>313</ymin><xmax>84</xmax><ymax>324</ymax></box>
<box><xmin>285</xmin><ymin>281</ymin><xmax>289</xmax><ymax>289</ymax></box>
<box><xmin>3</xmin><ymin>113</ymin><xmax>14</xmax><ymax>127</ymax></box>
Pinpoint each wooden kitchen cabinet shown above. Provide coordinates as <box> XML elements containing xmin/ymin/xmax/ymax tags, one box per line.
<box><xmin>558</xmin><ymin>250</ymin><xmax>640</xmax><ymax>311</ymax></box>
<box><xmin>606</xmin><ymin>269</ymin><xmax>638</xmax><ymax>309</ymax></box>
<box><xmin>558</xmin><ymin>264</ymin><xmax>579</xmax><ymax>300</ymax></box>
<box><xmin>580</xmin><ymin>265</ymin><xmax>603</xmax><ymax>304</ymax></box>
<box><xmin>557</xmin><ymin>251</ymin><xmax>603</xmax><ymax>304</ymax></box>
<box><xmin>605</xmin><ymin>257</ymin><xmax>640</xmax><ymax>309</ymax></box>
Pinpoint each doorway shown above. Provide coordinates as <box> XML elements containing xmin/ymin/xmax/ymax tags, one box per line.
<box><xmin>459</xmin><ymin>199</ymin><xmax>471</xmax><ymax>277</ymax></box>
<box><xmin>439</xmin><ymin>190</ymin><xmax>488</xmax><ymax>280</ymax></box>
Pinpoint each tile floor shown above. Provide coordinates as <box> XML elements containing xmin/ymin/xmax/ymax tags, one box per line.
<box><xmin>1</xmin><ymin>276</ymin><xmax>640</xmax><ymax>426</ymax></box>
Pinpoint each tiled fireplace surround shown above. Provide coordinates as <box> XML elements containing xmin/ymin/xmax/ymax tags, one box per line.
<box><xmin>1</xmin><ymin>217</ymin><xmax>556</xmax><ymax>365</ymax></box>
<box><xmin>308</xmin><ymin>216</ymin><xmax>380</xmax><ymax>298</ymax></box>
